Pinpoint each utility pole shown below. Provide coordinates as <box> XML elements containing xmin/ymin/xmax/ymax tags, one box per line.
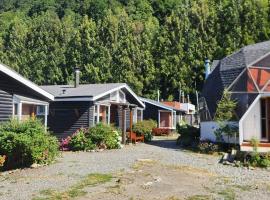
<box><xmin>157</xmin><ymin>90</ymin><xmax>160</xmax><ymax>102</ymax></box>
<box><xmin>179</xmin><ymin>83</ymin><xmax>181</xmax><ymax>103</ymax></box>
<box><xmin>195</xmin><ymin>91</ymin><xmax>199</xmax><ymax>111</ymax></box>
<box><xmin>182</xmin><ymin>91</ymin><xmax>185</xmax><ymax>103</ymax></box>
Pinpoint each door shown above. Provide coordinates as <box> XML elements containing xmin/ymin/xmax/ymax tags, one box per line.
<box><xmin>260</xmin><ymin>98</ymin><xmax>270</xmax><ymax>142</ymax></box>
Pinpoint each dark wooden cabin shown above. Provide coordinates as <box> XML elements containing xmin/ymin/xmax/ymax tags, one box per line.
<box><xmin>140</xmin><ymin>97</ymin><xmax>185</xmax><ymax>130</ymax></box>
<box><xmin>0</xmin><ymin>63</ymin><xmax>54</xmax><ymax>125</ymax></box>
<box><xmin>41</xmin><ymin>83</ymin><xmax>145</xmax><ymax>139</ymax></box>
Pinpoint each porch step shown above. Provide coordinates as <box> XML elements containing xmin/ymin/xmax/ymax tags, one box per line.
<box><xmin>241</xmin><ymin>142</ymin><xmax>270</xmax><ymax>147</ymax></box>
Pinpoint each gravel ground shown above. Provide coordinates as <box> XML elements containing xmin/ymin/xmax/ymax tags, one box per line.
<box><xmin>0</xmin><ymin>137</ymin><xmax>270</xmax><ymax>200</ymax></box>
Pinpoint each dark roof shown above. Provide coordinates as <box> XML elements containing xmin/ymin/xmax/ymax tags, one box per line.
<box><xmin>202</xmin><ymin>40</ymin><xmax>270</xmax><ymax>118</ymax></box>
<box><xmin>41</xmin><ymin>83</ymin><xmax>145</xmax><ymax>108</ymax></box>
<box><xmin>140</xmin><ymin>97</ymin><xmax>185</xmax><ymax>112</ymax></box>
<box><xmin>41</xmin><ymin>83</ymin><xmax>125</xmax><ymax>98</ymax></box>
<box><xmin>211</xmin><ymin>60</ymin><xmax>220</xmax><ymax>71</ymax></box>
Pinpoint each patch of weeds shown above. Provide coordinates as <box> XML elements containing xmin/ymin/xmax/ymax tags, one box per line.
<box><xmin>186</xmin><ymin>195</ymin><xmax>212</xmax><ymax>200</ymax></box>
<box><xmin>132</xmin><ymin>159</ymin><xmax>157</xmax><ymax>170</ymax></box>
<box><xmin>34</xmin><ymin>173</ymin><xmax>112</xmax><ymax>200</ymax></box>
<box><xmin>39</xmin><ymin>189</ymin><xmax>55</xmax><ymax>196</ymax></box>
<box><xmin>166</xmin><ymin>164</ymin><xmax>215</xmax><ymax>176</ymax></box>
<box><xmin>233</xmin><ymin>184</ymin><xmax>252</xmax><ymax>191</ymax></box>
<box><xmin>218</xmin><ymin>188</ymin><xmax>236</xmax><ymax>200</ymax></box>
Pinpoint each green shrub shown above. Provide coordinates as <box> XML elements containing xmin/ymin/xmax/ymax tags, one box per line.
<box><xmin>176</xmin><ymin>123</ymin><xmax>200</xmax><ymax>147</ymax></box>
<box><xmin>133</xmin><ymin>120</ymin><xmax>157</xmax><ymax>142</ymax></box>
<box><xmin>0</xmin><ymin>119</ymin><xmax>59</xmax><ymax>170</ymax></box>
<box><xmin>68</xmin><ymin>129</ymin><xmax>95</xmax><ymax>151</ymax></box>
<box><xmin>104</xmin><ymin>130</ymin><xmax>120</xmax><ymax>149</ymax></box>
<box><xmin>88</xmin><ymin>123</ymin><xmax>120</xmax><ymax>149</ymax></box>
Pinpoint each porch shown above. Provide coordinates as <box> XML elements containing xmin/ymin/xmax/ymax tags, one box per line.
<box><xmin>13</xmin><ymin>95</ymin><xmax>49</xmax><ymax>127</ymax></box>
<box><xmin>158</xmin><ymin>110</ymin><xmax>176</xmax><ymax>130</ymax></box>
<box><xmin>240</xmin><ymin>94</ymin><xmax>270</xmax><ymax>152</ymax></box>
<box><xmin>93</xmin><ymin>102</ymin><xmax>144</xmax><ymax>144</ymax></box>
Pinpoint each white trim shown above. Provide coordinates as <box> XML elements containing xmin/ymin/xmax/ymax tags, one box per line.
<box><xmin>18</xmin><ymin>102</ymin><xmax>22</xmax><ymax>121</ymax></box>
<box><xmin>228</xmin><ymin>52</ymin><xmax>270</xmax><ymax>91</ymax></box>
<box><xmin>44</xmin><ymin>105</ymin><xmax>48</xmax><ymax>128</ymax></box>
<box><xmin>247</xmin><ymin>51</ymin><xmax>270</xmax><ymax>68</ymax></box>
<box><xmin>239</xmin><ymin>94</ymin><xmax>262</xmax><ymax>144</ymax></box>
<box><xmin>92</xmin><ymin>84</ymin><xmax>145</xmax><ymax>108</ymax></box>
<box><xmin>54</xmin><ymin>97</ymin><xmax>92</xmax><ymax>101</ymax></box>
<box><xmin>247</xmin><ymin>68</ymin><xmax>260</xmax><ymax>92</ymax></box>
<box><xmin>97</xmin><ymin>104</ymin><xmax>100</xmax><ymax>123</ymax></box>
<box><xmin>141</xmin><ymin>98</ymin><xmax>174</xmax><ymax>111</ymax></box>
<box><xmin>261</xmin><ymin>79</ymin><xmax>270</xmax><ymax>92</ymax></box>
<box><xmin>249</xmin><ymin>66</ymin><xmax>270</xmax><ymax>70</ymax></box>
<box><xmin>0</xmin><ymin>63</ymin><xmax>54</xmax><ymax>100</ymax></box>
<box><xmin>227</xmin><ymin>68</ymin><xmax>247</xmax><ymax>91</ymax></box>
<box><xmin>108</xmin><ymin>105</ymin><xmax>111</xmax><ymax>125</ymax></box>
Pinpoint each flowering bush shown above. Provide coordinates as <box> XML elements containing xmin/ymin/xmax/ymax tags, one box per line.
<box><xmin>133</xmin><ymin>120</ymin><xmax>157</xmax><ymax>142</ymax></box>
<box><xmin>0</xmin><ymin>119</ymin><xmax>59</xmax><ymax>170</ymax></box>
<box><xmin>88</xmin><ymin>124</ymin><xmax>120</xmax><ymax>149</ymax></box>
<box><xmin>0</xmin><ymin>155</ymin><xmax>6</xmax><ymax>169</ymax></box>
<box><xmin>60</xmin><ymin>137</ymin><xmax>71</xmax><ymax>151</ymax></box>
<box><xmin>68</xmin><ymin>129</ymin><xmax>95</xmax><ymax>151</ymax></box>
<box><xmin>60</xmin><ymin>124</ymin><xmax>121</xmax><ymax>151</ymax></box>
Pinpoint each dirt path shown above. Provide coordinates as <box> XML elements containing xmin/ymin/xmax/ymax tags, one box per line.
<box><xmin>1</xmin><ymin>136</ymin><xmax>270</xmax><ymax>200</ymax></box>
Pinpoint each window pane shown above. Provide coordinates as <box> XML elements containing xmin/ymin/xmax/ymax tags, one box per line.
<box><xmin>261</xmin><ymin>99</ymin><xmax>266</xmax><ymax>118</ymax></box>
<box><xmin>262</xmin><ymin>119</ymin><xmax>266</xmax><ymax>138</ymax></box>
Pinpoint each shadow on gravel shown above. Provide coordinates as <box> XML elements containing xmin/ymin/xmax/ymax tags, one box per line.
<box><xmin>147</xmin><ymin>139</ymin><xmax>181</xmax><ymax>150</ymax></box>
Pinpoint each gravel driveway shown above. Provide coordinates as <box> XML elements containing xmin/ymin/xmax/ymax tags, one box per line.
<box><xmin>0</xmin><ymin>138</ymin><xmax>270</xmax><ymax>200</ymax></box>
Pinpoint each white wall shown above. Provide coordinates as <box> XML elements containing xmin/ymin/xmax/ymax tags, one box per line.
<box><xmin>200</xmin><ymin>121</ymin><xmax>239</xmax><ymax>143</ymax></box>
<box><xmin>241</xmin><ymin>98</ymin><xmax>261</xmax><ymax>141</ymax></box>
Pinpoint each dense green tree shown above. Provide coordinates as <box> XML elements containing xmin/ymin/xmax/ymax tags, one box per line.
<box><xmin>0</xmin><ymin>0</ymin><xmax>270</xmax><ymax>102</ymax></box>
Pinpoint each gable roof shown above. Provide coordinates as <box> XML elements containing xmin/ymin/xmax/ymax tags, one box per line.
<box><xmin>0</xmin><ymin>63</ymin><xmax>54</xmax><ymax>101</ymax></box>
<box><xmin>140</xmin><ymin>97</ymin><xmax>185</xmax><ymax>112</ymax></box>
<box><xmin>41</xmin><ymin>83</ymin><xmax>145</xmax><ymax>108</ymax></box>
<box><xmin>202</xmin><ymin>40</ymin><xmax>270</xmax><ymax>118</ymax></box>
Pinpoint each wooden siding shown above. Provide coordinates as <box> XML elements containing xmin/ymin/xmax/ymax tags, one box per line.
<box><xmin>143</xmin><ymin>102</ymin><xmax>159</xmax><ymax>122</ymax></box>
<box><xmin>89</xmin><ymin>104</ymin><xmax>95</xmax><ymax>127</ymax></box>
<box><xmin>0</xmin><ymin>89</ymin><xmax>13</xmax><ymax>121</ymax></box>
<box><xmin>48</xmin><ymin>101</ymin><xmax>92</xmax><ymax>139</ymax></box>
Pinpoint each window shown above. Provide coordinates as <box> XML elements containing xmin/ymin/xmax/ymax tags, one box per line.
<box><xmin>94</xmin><ymin>105</ymin><xmax>98</xmax><ymax>124</ymax></box>
<box><xmin>13</xmin><ymin>103</ymin><xmax>18</xmax><ymax>116</ymax></box>
<box><xmin>119</xmin><ymin>90</ymin><xmax>126</xmax><ymax>103</ymax></box>
<box><xmin>110</xmin><ymin>91</ymin><xmax>118</xmax><ymax>102</ymax></box>
<box><xmin>137</xmin><ymin>109</ymin><xmax>143</xmax><ymax>122</ymax></box>
<box><xmin>37</xmin><ymin>105</ymin><xmax>45</xmax><ymax>115</ymax></box>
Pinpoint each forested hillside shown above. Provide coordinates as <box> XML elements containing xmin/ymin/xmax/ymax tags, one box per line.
<box><xmin>0</xmin><ymin>0</ymin><xmax>269</xmax><ymax>100</ymax></box>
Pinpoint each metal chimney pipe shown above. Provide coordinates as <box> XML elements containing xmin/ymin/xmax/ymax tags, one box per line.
<box><xmin>74</xmin><ymin>67</ymin><xmax>80</xmax><ymax>88</ymax></box>
<box><xmin>205</xmin><ymin>59</ymin><xmax>211</xmax><ymax>79</ymax></box>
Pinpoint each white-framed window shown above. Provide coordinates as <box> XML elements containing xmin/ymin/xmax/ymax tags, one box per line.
<box><xmin>94</xmin><ymin>104</ymin><xmax>99</xmax><ymax>124</ymax></box>
<box><xmin>109</xmin><ymin>90</ymin><xmax>126</xmax><ymax>103</ymax></box>
<box><xmin>110</xmin><ymin>91</ymin><xmax>118</xmax><ymax>102</ymax></box>
<box><xmin>137</xmin><ymin>109</ymin><xmax>143</xmax><ymax>122</ymax></box>
<box><xmin>119</xmin><ymin>90</ymin><xmax>126</xmax><ymax>103</ymax></box>
<box><xmin>37</xmin><ymin>105</ymin><xmax>46</xmax><ymax>115</ymax></box>
<box><xmin>13</xmin><ymin>103</ymin><xmax>19</xmax><ymax>116</ymax></box>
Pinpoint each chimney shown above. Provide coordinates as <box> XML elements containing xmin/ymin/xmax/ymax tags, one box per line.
<box><xmin>74</xmin><ymin>67</ymin><xmax>80</xmax><ymax>88</ymax></box>
<box><xmin>157</xmin><ymin>90</ymin><xmax>160</xmax><ymax>102</ymax></box>
<box><xmin>205</xmin><ymin>59</ymin><xmax>211</xmax><ymax>79</ymax></box>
